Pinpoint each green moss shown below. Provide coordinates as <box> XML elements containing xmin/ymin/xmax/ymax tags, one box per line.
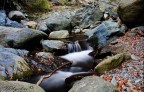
<box><xmin>25</xmin><ymin>0</ymin><xmax>50</xmax><ymax>12</ymax></box>
<box><xmin>0</xmin><ymin>75</ymin><xmax>5</xmax><ymax>80</ymax></box>
<box><xmin>12</xmin><ymin>61</ymin><xmax>33</xmax><ymax>80</ymax></box>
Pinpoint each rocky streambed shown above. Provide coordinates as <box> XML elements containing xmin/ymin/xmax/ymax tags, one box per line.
<box><xmin>0</xmin><ymin>0</ymin><xmax>144</xmax><ymax>92</ymax></box>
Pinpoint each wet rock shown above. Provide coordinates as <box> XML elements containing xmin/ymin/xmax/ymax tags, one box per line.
<box><xmin>5</xmin><ymin>28</ymin><xmax>48</xmax><ymax>49</ymax></box>
<box><xmin>0</xmin><ymin>47</ymin><xmax>29</xmax><ymax>56</ymax></box>
<box><xmin>23</xmin><ymin>21</ymin><xmax>38</xmax><ymax>29</ymax></box>
<box><xmin>0</xmin><ymin>52</ymin><xmax>32</xmax><ymax>80</ymax></box>
<box><xmin>0</xmin><ymin>26</ymin><xmax>21</xmax><ymax>47</ymax></box>
<box><xmin>41</xmin><ymin>40</ymin><xmax>66</xmax><ymax>51</ymax></box>
<box><xmin>117</xmin><ymin>0</ymin><xmax>144</xmax><ymax>28</ymax></box>
<box><xmin>0</xmin><ymin>10</ymin><xmax>24</xmax><ymax>27</ymax></box>
<box><xmin>8</xmin><ymin>10</ymin><xmax>25</xmax><ymax>22</ymax></box>
<box><xmin>38</xmin><ymin>10</ymin><xmax>76</xmax><ymax>32</ymax></box>
<box><xmin>71</xmin><ymin>5</ymin><xmax>103</xmax><ymax>29</ymax></box>
<box><xmin>95</xmin><ymin>53</ymin><xmax>131</xmax><ymax>74</ymax></box>
<box><xmin>85</xmin><ymin>20</ymin><xmax>127</xmax><ymax>46</ymax></box>
<box><xmin>49</xmin><ymin>30</ymin><xmax>69</xmax><ymax>39</ymax></box>
<box><xmin>0</xmin><ymin>80</ymin><xmax>45</xmax><ymax>92</ymax></box>
<box><xmin>69</xmin><ymin>76</ymin><xmax>118</xmax><ymax>92</ymax></box>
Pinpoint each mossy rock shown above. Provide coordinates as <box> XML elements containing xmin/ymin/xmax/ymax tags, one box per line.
<box><xmin>95</xmin><ymin>53</ymin><xmax>131</xmax><ymax>74</ymax></box>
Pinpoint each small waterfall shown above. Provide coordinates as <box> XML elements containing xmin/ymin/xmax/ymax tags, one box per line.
<box><xmin>67</xmin><ymin>41</ymin><xmax>82</xmax><ymax>53</ymax></box>
<box><xmin>67</xmin><ymin>40</ymin><xmax>93</xmax><ymax>53</ymax></box>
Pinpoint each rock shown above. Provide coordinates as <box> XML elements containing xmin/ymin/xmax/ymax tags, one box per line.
<box><xmin>8</xmin><ymin>11</ymin><xmax>25</xmax><ymax>22</ymax></box>
<box><xmin>95</xmin><ymin>53</ymin><xmax>131</xmax><ymax>74</ymax></box>
<box><xmin>98</xmin><ymin>0</ymin><xmax>119</xmax><ymax>14</ymax></box>
<box><xmin>37</xmin><ymin>22</ymin><xmax>49</xmax><ymax>34</ymax></box>
<box><xmin>0</xmin><ymin>26</ymin><xmax>21</xmax><ymax>47</ymax></box>
<box><xmin>0</xmin><ymin>47</ymin><xmax>29</xmax><ymax>56</ymax></box>
<box><xmin>81</xmin><ymin>29</ymin><xmax>90</xmax><ymax>33</ymax></box>
<box><xmin>0</xmin><ymin>10</ymin><xmax>24</xmax><ymax>27</ymax></box>
<box><xmin>38</xmin><ymin>10</ymin><xmax>76</xmax><ymax>32</ymax></box>
<box><xmin>0</xmin><ymin>10</ymin><xmax>6</xmax><ymax>26</ymax></box>
<box><xmin>85</xmin><ymin>20</ymin><xmax>127</xmax><ymax>47</ymax></box>
<box><xmin>131</xmin><ymin>55</ymin><xmax>140</xmax><ymax>61</ymax></box>
<box><xmin>71</xmin><ymin>6</ymin><xmax>103</xmax><ymax>29</ymax></box>
<box><xmin>0</xmin><ymin>45</ymin><xmax>4</xmax><ymax>48</ymax></box>
<box><xmin>73</xmin><ymin>29</ymin><xmax>81</xmax><ymax>34</ymax></box>
<box><xmin>23</xmin><ymin>21</ymin><xmax>38</xmax><ymax>29</ymax></box>
<box><xmin>131</xmin><ymin>26</ymin><xmax>144</xmax><ymax>32</ymax></box>
<box><xmin>0</xmin><ymin>80</ymin><xmax>45</xmax><ymax>92</ymax></box>
<box><xmin>41</xmin><ymin>40</ymin><xmax>66</xmax><ymax>51</ymax></box>
<box><xmin>69</xmin><ymin>76</ymin><xmax>118</xmax><ymax>92</ymax></box>
<box><xmin>49</xmin><ymin>30</ymin><xmax>69</xmax><ymax>39</ymax></box>
<box><xmin>111</xmin><ymin>76</ymin><xmax>118</xmax><ymax>86</ymax></box>
<box><xmin>36</xmin><ymin>52</ymin><xmax>54</xmax><ymax>60</ymax></box>
<box><xmin>0</xmin><ymin>52</ymin><xmax>32</xmax><ymax>80</ymax></box>
<box><xmin>117</xmin><ymin>0</ymin><xmax>144</xmax><ymax>28</ymax></box>
<box><xmin>5</xmin><ymin>28</ymin><xmax>48</xmax><ymax>49</ymax></box>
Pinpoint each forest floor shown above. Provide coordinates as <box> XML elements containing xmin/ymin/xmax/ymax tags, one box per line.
<box><xmin>102</xmin><ymin>29</ymin><xmax>144</xmax><ymax>92</ymax></box>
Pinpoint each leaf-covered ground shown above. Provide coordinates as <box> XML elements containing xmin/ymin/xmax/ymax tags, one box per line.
<box><xmin>101</xmin><ymin>30</ymin><xmax>144</xmax><ymax>92</ymax></box>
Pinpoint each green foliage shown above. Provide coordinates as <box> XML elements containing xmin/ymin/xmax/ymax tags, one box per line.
<box><xmin>22</xmin><ymin>0</ymin><xmax>50</xmax><ymax>12</ymax></box>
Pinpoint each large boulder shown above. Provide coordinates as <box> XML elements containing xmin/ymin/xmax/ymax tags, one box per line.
<box><xmin>84</xmin><ymin>20</ymin><xmax>127</xmax><ymax>47</ymax></box>
<box><xmin>5</xmin><ymin>28</ymin><xmax>48</xmax><ymax>49</ymax></box>
<box><xmin>0</xmin><ymin>80</ymin><xmax>45</xmax><ymax>92</ymax></box>
<box><xmin>0</xmin><ymin>26</ymin><xmax>21</xmax><ymax>47</ymax></box>
<box><xmin>69</xmin><ymin>76</ymin><xmax>118</xmax><ymax>92</ymax></box>
<box><xmin>117</xmin><ymin>0</ymin><xmax>144</xmax><ymax>28</ymax></box>
<box><xmin>71</xmin><ymin>5</ymin><xmax>103</xmax><ymax>29</ymax></box>
<box><xmin>37</xmin><ymin>9</ymin><xmax>76</xmax><ymax>33</ymax></box>
<box><xmin>0</xmin><ymin>52</ymin><xmax>32</xmax><ymax>80</ymax></box>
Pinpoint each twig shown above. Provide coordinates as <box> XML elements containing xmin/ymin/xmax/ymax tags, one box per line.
<box><xmin>36</xmin><ymin>61</ymin><xmax>72</xmax><ymax>85</ymax></box>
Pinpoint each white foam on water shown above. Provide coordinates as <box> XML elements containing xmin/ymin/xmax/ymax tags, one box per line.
<box><xmin>60</xmin><ymin>50</ymin><xmax>94</xmax><ymax>68</ymax></box>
